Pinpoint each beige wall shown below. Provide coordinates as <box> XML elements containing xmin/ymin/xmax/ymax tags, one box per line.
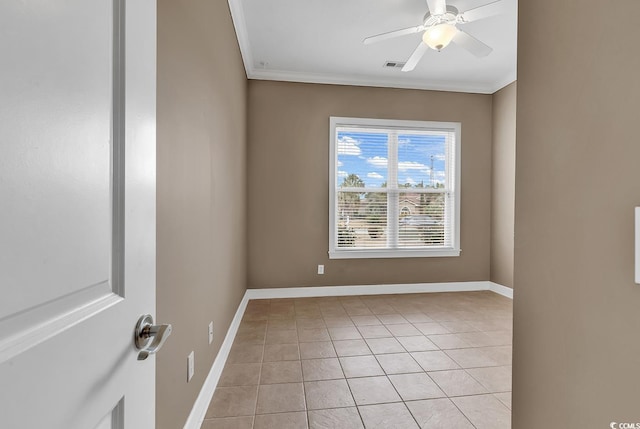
<box><xmin>156</xmin><ymin>0</ymin><xmax>247</xmax><ymax>428</ymax></box>
<box><xmin>490</xmin><ymin>82</ymin><xmax>516</xmax><ymax>288</ymax></box>
<box><xmin>513</xmin><ymin>0</ymin><xmax>640</xmax><ymax>427</ymax></box>
<box><xmin>247</xmin><ymin>81</ymin><xmax>492</xmax><ymax>289</ymax></box>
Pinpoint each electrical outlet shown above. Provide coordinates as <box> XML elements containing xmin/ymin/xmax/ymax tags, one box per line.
<box><xmin>317</xmin><ymin>264</ymin><xmax>324</xmax><ymax>275</ymax></box>
<box><xmin>208</xmin><ymin>321</ymin><xmax>214</xmax><ymax>344</ymax></box>
<box><xmin>187</xmin><ymin>351</ymin><xmax>195</xmax><ymax>382</ymax></box>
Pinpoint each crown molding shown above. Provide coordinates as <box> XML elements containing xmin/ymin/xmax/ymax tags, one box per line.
<box><xmin>490</xmin><ymin>73</ymin><xmax>517</xmax><ymax>93</ymax></box>
<box><xmin>248</xmin><ymin>69</ymin><xmax>498</xmax><ymax>94</ymax></box>
<box><xmin>227</xmin><ymin>0</ymin><xmax>254</xmax><ymax>77</ymax></box>
<box><xmin>228</xmin><ymin>0</ymin><xmax>515</xmax><ymax>95</ymax></box>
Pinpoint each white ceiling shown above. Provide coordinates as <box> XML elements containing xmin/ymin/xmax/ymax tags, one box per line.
<box><xmin>228</xmin><ymin>0</ymin><xmax>517</xmax><ymax>94</ymax></box>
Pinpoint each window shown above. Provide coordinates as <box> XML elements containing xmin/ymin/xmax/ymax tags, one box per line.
<box><xmin>329</xmin><ymin>117</ymin><xmax>461</xmax><ymax>259</ymax></box>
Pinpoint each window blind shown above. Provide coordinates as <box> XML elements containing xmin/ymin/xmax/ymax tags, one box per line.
<box><xmin>329</xmin><ymin>117</ymin><xmax>460</xmax><ymax>259</ymax></box>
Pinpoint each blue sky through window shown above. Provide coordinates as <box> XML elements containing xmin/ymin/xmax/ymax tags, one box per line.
<box><xmin>337</xmin><ymin>130</ymin><xmax>447</xmax><ymax>188</ymax></box>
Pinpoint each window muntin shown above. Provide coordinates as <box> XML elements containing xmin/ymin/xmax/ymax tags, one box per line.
<box><xmin>329</xmin><ymin>117</ymin><xmax>460</xmax><ymax>259</ymax></box>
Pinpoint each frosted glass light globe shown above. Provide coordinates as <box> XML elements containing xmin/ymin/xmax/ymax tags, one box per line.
<box><xmin>422</xmin><ymin>23</ymin><xmax>457</xmax><ymax>51</ymax></box>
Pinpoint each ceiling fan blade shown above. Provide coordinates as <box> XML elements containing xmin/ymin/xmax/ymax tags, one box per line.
<box><xmin>402</xmin><ymin>42</ymin><xmax>428</xmax><ymax>72</ymax></box>
<box><xmin>452</xmin><ymin>29</ymin><xmax>493</xmax><ymax>57</ymax></box>
<box><xmin>460</xmin><ymin>0</ymin><xmax>503</xmax><ymax>23</ymax></box>
<box><xmin>363</xmin><ymin>25</ymin><xmax>424</xmax><ymax>45</ymax></box>
<box><xmin>426</xmin><ymin>0</ymin><xmax>446</xmax><ymax>15</ymax></box>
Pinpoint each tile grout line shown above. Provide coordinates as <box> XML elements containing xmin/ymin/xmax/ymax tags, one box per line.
<box><xmin>354</xmin><ymin>299</ymin><xmax>405</xmax><ymax>427</ymax></box>
<box><xmin>253</xmin><ymin>300</ymin><xmax>269</xmax><ymax>428</ymax></box>
<box><xmin>292</xmin><ymin>302</ymin><xmax>311</xmax><ymax>429</ymax></box>
<box><xmin>335</xmin><ymin>299</ymin><xmax>369</xmax><ymax>429</ymax></box>
<box><xmin>340</xmin><ymin>296</ymin><xmax>373</xmax><ymax>429</ymax></box>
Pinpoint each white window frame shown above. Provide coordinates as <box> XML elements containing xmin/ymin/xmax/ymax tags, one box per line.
<box><xmin>329</xmin><ymin>116</ymin><xmax>461</xmax><ymax>259</ymax></box>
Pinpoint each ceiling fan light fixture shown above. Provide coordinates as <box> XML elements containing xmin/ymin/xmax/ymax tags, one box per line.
<box><xmin>422</xmin><ymin>23</ymin><xmax>457</xmax><ymax>51</ymax></box>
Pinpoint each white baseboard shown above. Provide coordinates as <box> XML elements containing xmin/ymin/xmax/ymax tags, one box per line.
<box><xmin>247</xmin><ymin>281</ymin><xmax>513</xmax><ymax>299</ymax></box>
<box><xmin>184</xmin><ymin>280</ymin><xmax>512</xmax><ymax>428</ymax></box>
<box><xmin>488</xmin><ymin>281</ymin><xmax>514</xmax><ymax>299</ymax></box>
<box><xmin>246</xmin><ymin>281</ymin><xmax>501</xmax><ymax>300</ymax></box>
<box><xmin>183</xmin><ymin>291</ymin><xmax>250</xmax><ymax>429</ymax></box>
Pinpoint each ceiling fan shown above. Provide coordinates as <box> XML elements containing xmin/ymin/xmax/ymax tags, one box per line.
<box><xmin>363</xmin><ymin>0</ymin><xmax>503</xmax><ymax>72</ymax></box>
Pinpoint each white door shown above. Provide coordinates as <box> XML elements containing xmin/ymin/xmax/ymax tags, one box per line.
<box><xmin>0</xmin><ymin>0</ymin><xmax>159</xmax><ymax>428</ymax></box>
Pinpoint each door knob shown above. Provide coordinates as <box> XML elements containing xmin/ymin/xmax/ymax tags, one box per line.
<box><xmin>134</xmin><ymin>314</ymin><xmax>172</xmax><ymax>361</ymax></box>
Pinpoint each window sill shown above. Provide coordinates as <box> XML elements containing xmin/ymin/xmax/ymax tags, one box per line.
<box><xmin>328</xmin><ymin>248</ymin><xmax>461</xmax><ymax>259</ymax></box>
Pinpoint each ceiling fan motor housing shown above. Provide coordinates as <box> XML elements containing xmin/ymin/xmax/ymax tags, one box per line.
<box><xmin>423</xmin><ymin>5</ymin><xmax>459</xmax><ymax>27</ymax></box>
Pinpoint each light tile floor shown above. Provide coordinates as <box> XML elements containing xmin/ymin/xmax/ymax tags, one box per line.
<box><xmin>202</xmin><ymin>291</ymin><xmax>512</xmax><ymax>429</ymax></box>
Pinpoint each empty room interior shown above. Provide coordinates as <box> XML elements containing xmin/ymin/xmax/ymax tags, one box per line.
<box><xmin>158</xmin><ymin>0</ymin><xmax>639</xmax><ymax>427</ymax></box>
<box><xmin>2</xmin><ymin>0</ymin><xmax>640</xmax><ymax>428</ymax></box>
